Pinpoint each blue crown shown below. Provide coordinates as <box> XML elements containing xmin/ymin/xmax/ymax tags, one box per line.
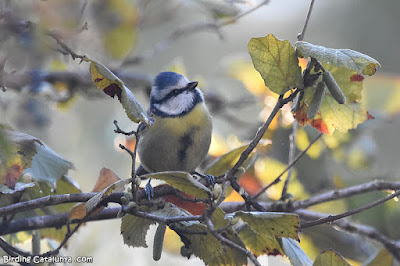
<box><xmin>153</xmin><ymin>72</ymin><xmax>184</xmax><ymax>90</ymax></box>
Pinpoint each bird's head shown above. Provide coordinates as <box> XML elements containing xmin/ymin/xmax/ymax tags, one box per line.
<box><xmin>150</xmin><ymin>72</ymin><xmax>204</xmax><ymax>117</ymax></box>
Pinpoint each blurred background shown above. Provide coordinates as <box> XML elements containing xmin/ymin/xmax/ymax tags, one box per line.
<box><xmin>1</xmin><ymin>0</ymin><xmax>400</xmax><ymax>265</ymax></box>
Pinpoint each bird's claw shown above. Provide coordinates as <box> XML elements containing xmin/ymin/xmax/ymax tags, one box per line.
<box><xmin>145</xmin><ymin>179</ymin><xmax>154</xmax><ymax>200</ymax></box>
<box><xmin>195</xmin><ymin>173</ymin><xmax>215</xmax><ymax>187</ymax></box>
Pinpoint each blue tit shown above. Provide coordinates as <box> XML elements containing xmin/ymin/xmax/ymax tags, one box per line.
<box><xmin>137</xmin><ymin>72</ymin><xmax>212</xmax><ymax>174</ymax></box>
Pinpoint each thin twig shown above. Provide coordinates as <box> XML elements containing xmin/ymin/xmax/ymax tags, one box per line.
<box><xmin>281</xmin><ymin>121</ymin><xmax>298</xmax><ymax>200</ymax></box>
<box><xmin>225</xmin><ymin>91</ymin><xmax>300</xmax><ymax>210</ymax></box>
<box><xmin>293</xmin><ymin>180</ymin><xmax>400</xmax><ymax>209</ymax></box>
<box><xmin>125</xmin><ymin>208</ymin><xmax>203</xmax><ymax>224</ymax></box>
<box><xmin>204</xmin><ymin>216</ymin><xmax>261</xmax><ymax>266</ymax></box>
<box><xmin>218</xmin><ymin>0</ymin><xmax>270</xmax><ymax>27</ymax></box>
<box><xmin>301</xmin><ymin>190</ymin><xmax>400</xmax><ymax>229</ymax></box>
<box><xmin>297</xmin><ymin>0</ymin><xmax>316</xmax><ymax>41</ymax></box>
<box><xmin>0</xmin><ymin>185</ymin><xmax>190</xmax><ymax>218</ymax></box>
<box><xmin>47</xmin><ymin>30</ymin><xmax>88</xmax><ymax>61</ymax></box>
<box><xmin>113</xmin><ymin>120</ymin><xmax>136</xmax><ymax>136</ymax></box>
<box><xmin>228</xmin><ymin>93</ymin><xmax>299</xmax><ymax>180</ymax></box>
<box><xmin>122</xmin><ymin>0</ymin><xmax>270</xmax><ymax>66</ymax></box>
<box><xmin>297</xmin><ymin>209</ymin><xmax>400</xmax><ymax>261</ymax></box>
<box><xmin>119</xmin><ymin>142</ymin><xmax>139</xmax><ymax>202</ymax></box>
<box><xmin>253</xmin><ymin>132</ymin><xmax>323</xmax><ymax>200</ymax></box>
<box><xmin>40</xmin><ymin>211</ymin><xmax>92</xmax><ymax>257</ymax></box>
<box><xmin>0</xmin><ymin>237</ymin><xmax>31</xmax><ymax>257</ymax></box>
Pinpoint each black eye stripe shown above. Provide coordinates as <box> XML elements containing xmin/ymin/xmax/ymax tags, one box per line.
<box><xmin>153</xmin><ymin>88</ymin><xmax>187</xmax><ymax>104</ymax></box>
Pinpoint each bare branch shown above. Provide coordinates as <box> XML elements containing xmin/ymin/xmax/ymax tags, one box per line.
<box><xmin>301</xmin><ymin>190</ymin><xmax>400</xmax><ymax>229</ymax></box>
<box><xmin>297</xmin><ymin>0</ymin><xmax>316</xmax><ymax>41</ymax></box>
<box><xmin>0</xmin><ymin>208</ymin><xmax>118</xmax><ymax>236</ymax></box>
<box><xmin>297</xmin><ymin>209</ymin><xmax>400</xmax><ymax>261</ymax></box>
<box><xmin>253</xmin><ymin>132</ymin><xmax>323</xmax><ymax>200</ymax></box>
<box><xmin>281</xmin><ymin>121</ymin><xmax>298</xmax><ymax>200</ymax></box>
<box><xmin>47</xmin><ymin>30</ymin><xmax>88</xmax><ymax>61</ymax></box>
<box><xmin>225</xmin><ymin>91</ymin><xmax>300</xmax><ymax>210</ymax></box>
<box><xmin>0</xmin><ymin>237</ymin><xmax>31</xmax><ymax>257</ymax></box>
<box><xmin>0</xmin><ymin>185</ymin><xmax>184</xmax><ymax>218</ymax></box>
<box><xmin>293</xmin><ymin>180</ymin><xmax>400</xmax><ymax>209</ymax></box>
<box><xmin>218</xmin><ymin>0</ymin><xmax>270</xmax><ymax>27</ymax></box>
<box><xmin>122</xmin><ymin>1</ymin><xmax>270</xmax><ymax>66</ymax></box>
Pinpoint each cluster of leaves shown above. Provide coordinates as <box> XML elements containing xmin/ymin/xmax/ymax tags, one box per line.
<box><xmin>0</xmin><ymin>128</ymin><xmax>78</xmax><ymax>244</ymax></box>
<box><xmin>248</xmin><ymin>34</ymin><xmax>380</xmax><ymax>135</ymax></box>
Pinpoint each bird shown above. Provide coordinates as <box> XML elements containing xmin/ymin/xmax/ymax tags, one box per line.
<box><xmin>136</xmin><ymin>72</ymin><xmax>213</xmax><ymax>261</ymax></box>
<box><xmin>137</xmin><ymin>71</ymin><xmax>213</xmax><ymax>178</ymax></box>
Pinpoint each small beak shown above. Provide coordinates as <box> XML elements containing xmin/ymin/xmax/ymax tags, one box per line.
<box><xmin>186</xmin><ymin>81</ymin><xmax>199</xmax><ymax>90</ymax></box>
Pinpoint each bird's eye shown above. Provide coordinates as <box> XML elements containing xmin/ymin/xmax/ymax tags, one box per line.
<box><xmin>172</xmin><ymin>90</ymin><xmax>180</xmax><ymax>96</ymax></box>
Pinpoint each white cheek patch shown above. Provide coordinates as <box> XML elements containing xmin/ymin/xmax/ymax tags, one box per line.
<box><xmin>154</xmin><ymin>91</ymin><xmax>194</xmax><ymax>115</ymax></box>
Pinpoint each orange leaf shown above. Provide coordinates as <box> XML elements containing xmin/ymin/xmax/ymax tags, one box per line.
<box><xmin>91</xmin><ymin>168</ymin><xmax>121</xmax><ymax>193</ymax></box>
<box><xmin>68</xmin><ymin>168</ymin><xmax>120</xmax><ymax>220</ymax></box>
<box><xmin>162</xmin><ymin>188</ymin><xmax>206</xmax><ymax>215</ymax></box>
<box><xmin>3</xmin><ymin>165</ymin><xmax>23</xmax><ymax>189</ymax></box>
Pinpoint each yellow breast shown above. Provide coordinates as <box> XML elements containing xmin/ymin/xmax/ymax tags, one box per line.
<box><xmin>138</xmin><ymin>102</ymin><xmax>212</xmax><ymax>172</ymax></box>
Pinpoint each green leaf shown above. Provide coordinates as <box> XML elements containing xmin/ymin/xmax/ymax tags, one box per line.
<box><xmin>205</xmin><ymin>144</ymin><xmax>249</xmax><ymax>176</ymax></box>
<box><xmin>237</xmin><ymin>223</ymin><xmax>283</xmax><ymax>256</ymax></box>
<box><xmin>295</xmin><ymin>41</ymin><xmax>381</xmax><ymax>75</ymax></box>
<box><xmin>364</xmin><ymin>248</ymin><xmax>393</xmax><ymax>266</ymax></box>
<box><xmin>86</xmin><ymin>179</ymin><xmax>131</xmax><ymax>213</ymax></box>
<box><xmin>313</xmin><ymin>249</ymin><xmax>351</xmax><ymax>266</ymax></box>
<box><xmin>234</xmin><ymin>211</ymin><xmax>299</xmax><ymax>241</ymax></box>
<box><xmin>248</xmin><ymin>34</ymin><xmax>304</xmax><ymax>94</ymax></box>
<box><xmin>24</xmin><ymin>142</ymin><xmax>74</xmax><ymax>187</ymax></box>
<box><xmin>295</xmin><ymin>64</ymin><xmax>371</xmax><ymax>135</ymax></box>
<box><xmin>156</xmin><ymin>204</ymin><xmax>247</xmax><ymax>266</ymax></box>
<box><xmin>281</xmin><ymin>237</ymin><xmax>312</xmax><ymax>266</ymax></box>
<box><xmin>121</xmin><ymin>213</ymin><xmax>156</xmax><ymax>248</ymax></box>
<box><xmin>89</xmin><ymin>61</ymin><xmax>150</xmax><ymax>125</ymax></box>
<box><xmin>141</xmin><ymin>171</ymin><xmax>211</xmax><ymax>198</ymax></box>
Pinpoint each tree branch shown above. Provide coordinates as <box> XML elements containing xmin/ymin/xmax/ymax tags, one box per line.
<box><xmin>122</xmin><ymin>1</ymin><xmax>270</xmax><ymax>66</ymax></box>
<box><xmin>293</xmin><ymin>180</ymin><xmax>400</xmax><ymax>210</ymax></box>
<box><xmin>297</xmin><ymin>0</ymin><xmax>316</xmax><ymax>41</ymax></box>
<box><xmin>0</xmin><ymin>185</ymin><xmax>183</xmax><ymax>218</ymax></box>
<box><xmin>253</xmin><ymin>132</ymin><xmax>323</xmax><ymax>200</ymax></box>
<box><xmin>297</xmin><ymin>209</ymin><xmax>400</xmax><ymax>261</ymax></box>
<box><xmin>225</xmin><ymin>91</ymin><xmax>300</xmax><ymax>210</ymax></box>
<box><xmin>301</xmin><ymin>190</ymin><xmax>400</xmax><ymax>229</ymax></box>
<box><xmin>281</xmin><ymin>121</ymin><xmax>298</xmax><ymax>200</ymax></box>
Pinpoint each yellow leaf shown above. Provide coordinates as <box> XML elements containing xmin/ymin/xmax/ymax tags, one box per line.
<box><xmin>295</xmin><ymin>65</ymin><xmax>371</xmax><ymax>135</ymax></box>
<box><xmin>141</xmin><ymin>171</ymin><xmax>211</xmax><ymax>198</ymax></box>
<box><xmin>248</xmin><ymin>34</ymin><xmax>304</xmax><ymax>95</ymax></box>
<box><xmin>238</xmin><ymin>224</ymin><xmax>283</xmax><ymax>256</ymax></box>
<box><xmin>105</xmin><ymin>26</ymin><xmax>136</xmax><ymax>59</ymax></box>
<box><xmin>89</xmin><ymin>60</ymin><xmax>150</xmax><ymax>125</ymax></box>
<box><xmin>364</xmin><ymin>248</ymin><xmax>393</xmax><ymax>266</ymax></box>
<box><xmin>103</xmin><ymin>0</ymin><xmax>137</xmax><ymax>59</ymax></box>
<box><xmin>254</xmin><ymin>157</ymin><xmax>309</xmax><ymax>200</ymax></box>
<box><xmin>296</xmin><ymin>128</ymin><xmax>324</xmax><ymax>159</ymax></box>
<box><xmin>313</xmin><ymin>249</ymin><xmax>351</xmax><ymax>266</ymax></box>
<box><xmin>235</xmin><ymin>211</ymin><xmax>300</xmax><ymax>241</ymax></box>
